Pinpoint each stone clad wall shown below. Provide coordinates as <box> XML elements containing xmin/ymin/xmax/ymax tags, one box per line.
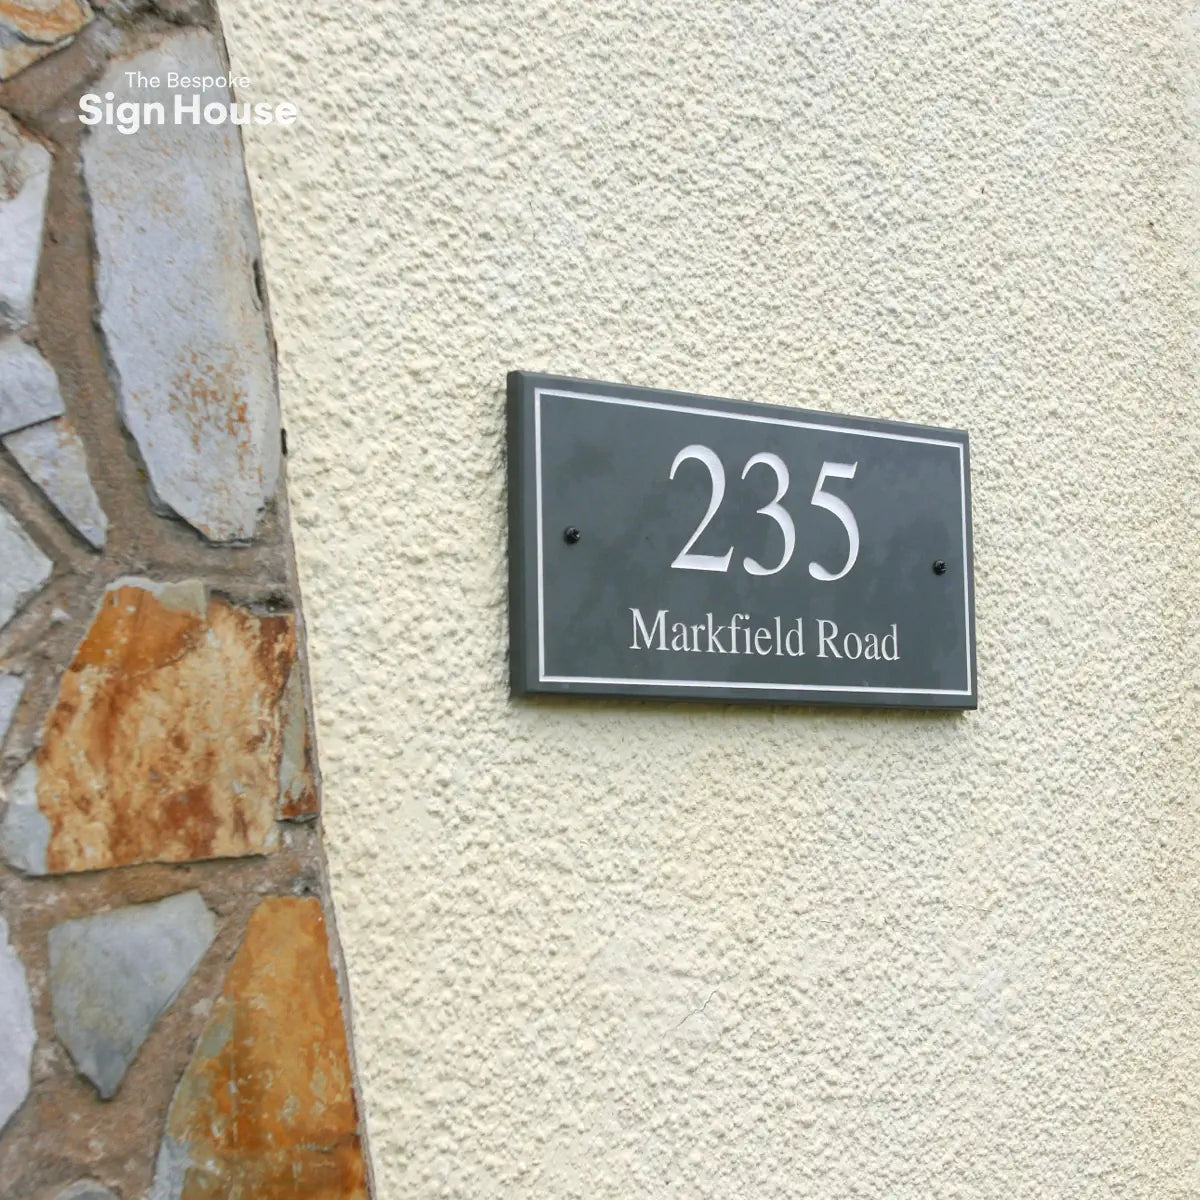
<box><xmin>0</xmin><ymin>3</ymin><xmax>371</xmax><ymax>1197</ymax></box>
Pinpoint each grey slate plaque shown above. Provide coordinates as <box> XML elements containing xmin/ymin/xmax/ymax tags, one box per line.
<box><xmin>508</xmin><ymin>372</ymin><xmax>976</xmax><ymax>710</ymax></box>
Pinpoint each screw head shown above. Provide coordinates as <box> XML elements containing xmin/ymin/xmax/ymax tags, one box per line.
<box><xmin>563</xmin><ymin>526</ymin><xmax>582</xmax><ymax>545</ymax></box>
<box><xmin>932</xmin><ymin>559</ymin><xmax>947</xmax><ymax>575</ymax></box>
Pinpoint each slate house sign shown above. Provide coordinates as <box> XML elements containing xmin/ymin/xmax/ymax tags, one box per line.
<box><xmin>507</xmin><ymin>372</ymin><xmax>976</xmax><ymax>709</ymax></box>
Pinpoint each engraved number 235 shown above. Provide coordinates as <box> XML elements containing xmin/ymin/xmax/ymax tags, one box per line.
<box><xmin>668</xmin><ymin>445</ymin><xmax>859</xmax><ymax>582</ymax></box>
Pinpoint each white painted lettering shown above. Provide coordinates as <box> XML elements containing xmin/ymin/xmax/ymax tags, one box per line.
<box><xmin>705</xmin><ymin>613</ymin><xmax>728</xmax><ymax>654</ymax></box>
<box><xmin>817</xmin><ymin>619</ymin><xmax>841</xmax><ymax>658</ymax></box>
<box><xmin>728</xmin><ymin>612</ymin><xmax>742</xmax><ymax>654</ymax></box>
<box><xmin>625</xmin><ymin>609</ymin><xmax>896</xmax><ymax>665</ymax></box>
<box><xmin>882</xmin><ymin>623</ymin><xmax>899</xmax><ymax>660</ymax></box>
<box><xmin>784</xmin><ymin>619</ymin><xmax>805</xmax><ymax>657</ymax></box>
<box><xmin>630</xmin><ymin>607</ymin><xmax>667</xmax><ymax>651</ymax></box>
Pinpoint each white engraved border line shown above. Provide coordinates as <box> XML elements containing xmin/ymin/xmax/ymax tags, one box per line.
<box><xmin>533</xmin><ymin>386</ymin><xmax>973</xmax><ymax>698</ymax></box>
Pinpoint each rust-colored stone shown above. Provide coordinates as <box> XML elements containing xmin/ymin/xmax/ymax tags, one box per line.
<box><xmin>0</xmin><ymin>0</ymin><xmax>91</xmax><ymax>80</ymax></box>
<box><xmin>0</xmin><ymin>0</ymin><xmax>90</xmax><ymax>44</ymax></box>
<box><xmin>155</xmin><ymin>896</ymin><xmax>367</xmax><ymax>1199</ymax></box>
<box><xmin>277</xmin><ymin>664</ymin><xmax>319</xmax><ymax>821</ymax></box>
<box><xmin>32</xmin><ymin>579</ymin><xmax>293</xmax><ymax>873</ymax></box>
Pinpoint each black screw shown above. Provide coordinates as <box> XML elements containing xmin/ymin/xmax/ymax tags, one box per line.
<box><xmin>563</xmin><ymin>526</ymin><xmax>581</xmax><ymax>545</ymax></box>
<box><xmin>932</xmin><ymin>559</ymin><xmax>947</xmax><ymax>575</ymax></box>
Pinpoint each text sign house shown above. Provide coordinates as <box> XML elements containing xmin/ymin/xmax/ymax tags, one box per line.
<box><xmin>507</xmin><ymin>372</ymin><xmax>977</xmax><ymax>709</ymax></box>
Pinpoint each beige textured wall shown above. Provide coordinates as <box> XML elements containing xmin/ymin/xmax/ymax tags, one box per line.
<box><xmin>220</xmin><ymin>2</ymin><xmax>1200</xmax><ymax>1195</ymax></box>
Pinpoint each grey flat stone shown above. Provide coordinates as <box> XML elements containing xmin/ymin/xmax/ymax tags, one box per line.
<box><xmin>0</xmin><ymin>915</ymin><xmax>35</xmax><ymax>1134</ymax></box>
<box><xmin>56</xmin><ymin>1182</ymin><xmax>119</xmax><ymax>1200</ymax></box>
<box><xmin>1</xmin><ymin>760</ymin><xmax>48</xmax><ymax>873</ymax></box>
<box><xmin>0</xmin><ymin>336</ymin><xmax>65</xmax><ymax>435</ymax></box>
<box><xmin>0</xmin><ymin>502</ymin><xmax>52</xmax><ymax>630</ymax></box>
<box><xmin>153</xmin><ymin>0</ymin><xmax>207</xmax><ymax>23</ymax></box>
<box><xmin>0</xmin><ymin>111</ymin><xmax>50</xmax><ymax>327</ymax></box>
<box><xmin>148</xmin><ymin>1135</ymin><xmax>188</xmax><ymax>1200</ymax></box>
<box><xmin>0</xmin><ymin>32</ymin><xmax>57</xmax><ymax>83</ymax></box>
<box><xmin>49</xmin><ymin>891</ymin><xmax>215</xmax><ymax>1098</ymax></box>
<box><xmin>4</xmin><ymin>417</ymin><xmax>107</xmax><ymax>548</ymax></box>
<box><xmin>81</xmin><ymin>30</ymin><xmax>279</xmax><ymax>543</ymax></box>
<box><xmin>0</xmin><ymin>673</ymin><xmax>24</xmax><ymax>748</ymax></box>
